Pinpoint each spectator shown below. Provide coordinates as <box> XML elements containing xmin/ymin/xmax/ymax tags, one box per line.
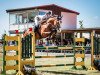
<box><xmin>46</xmin><ymin>38</ymin><xmax>49</xmax><ymax>46</ymax></box>
<box><xmin>39</xmin><ymin>40</ymin><xmax>43</xmax><ymax>46</ymax></box>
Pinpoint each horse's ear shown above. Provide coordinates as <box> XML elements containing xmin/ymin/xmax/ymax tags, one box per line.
<box><xmin>61</xmin><ymin>15</ymin><xmax>63</xmax><ymax>18</ymax></box>
<box><xmin>57</xmin><ymin>15</ymin><xmax>62</xmax><ymax>20</ymax></box>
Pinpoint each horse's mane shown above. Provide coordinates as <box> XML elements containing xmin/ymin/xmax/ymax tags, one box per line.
<box><xmin>40</xmin><ymin>20</ymin><xmax>47</xmax><ymax>25</ymax></box>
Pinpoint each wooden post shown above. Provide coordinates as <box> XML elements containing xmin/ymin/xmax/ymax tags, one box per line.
<box><xmin>89</xmin><ymin>30</ymin><xmax>95</xmax><ymax>70</ymax></box>
<box><xmin>73</xmin><ymin>32</ymin><xmax>76</xmax><ymax>69</ymax></box>
<box><xmin>16</xmin><ymin>35</ymin><xmax>24</xmax><ymax>75</ymax></box>
<box><xmin>61</xmin><ymin>33</ymin><xmax>63</xmax><ymax>45</ymax></box>
<box><xmin>97</xmin><ymin>34</ymin><xmax>99</xmax><ymax>55</ymax></box>
<box><xmin>32</xmin><ymin>32</ymin><xmax>35</xmax><ymax>66</ymax></box>
<box><xmin>18</xmin><ymin>35</ymin><xmax>22</xmax><ymax>72</ymax></box>
<box><xmin>80</xmin><ymin>32</ymin><xmax>82</xmax><ymax>38</ymax></box>
<box><xmin>46</xmin><ymin>46</ymin><xmax>49</xmax><ymax>56</ymax></box>
<box><xmin>2</xmin><ymin>34</ymin><xmax>6</xmax><ymax>75</ymax></box>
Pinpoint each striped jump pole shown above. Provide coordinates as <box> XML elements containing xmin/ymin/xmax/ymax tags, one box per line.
<box><xmin>35</xmin><ymin>64</ymin><xmax>74</xmax><ymax>68</ymax></box>
<box><xmin>35</xmin><ymin>55</ymin><xmax>74</xmax><ymax>58</ymax></box>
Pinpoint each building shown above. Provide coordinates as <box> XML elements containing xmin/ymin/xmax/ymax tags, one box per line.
<box><xmin>6</xmin><ymin>4</ymin><xmax>79</xmax><ymax>34</ymax></box>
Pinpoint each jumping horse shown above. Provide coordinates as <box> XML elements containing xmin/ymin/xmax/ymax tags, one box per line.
<box><xmin>23</xmin><ymin>15</ymin><xmax>62</xmax><ymax>40</ymax></box>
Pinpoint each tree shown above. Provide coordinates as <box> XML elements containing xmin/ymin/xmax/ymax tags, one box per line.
<box><xmin>79</xmin><ymin>20</ymin><xmax>84</xmax><ymax>29</ymax></box>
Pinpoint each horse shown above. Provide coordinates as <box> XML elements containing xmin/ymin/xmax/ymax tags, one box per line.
<box><xmin>23</xmin><ymin>15</ymin><xmax>62</xmax><ymax>40</ymax></box>
<box><xmin>35</xmin><ymin>15</ymin><xmax>62</xmax><ymax>39</ymax></box>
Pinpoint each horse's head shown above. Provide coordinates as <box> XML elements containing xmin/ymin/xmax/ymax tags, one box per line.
<box><xmin>56</xmin><ymin>15</ymin><xmax>62</xmax><ymax>30</ymax></box>
<box><xmin>47</xmin><ymin>15</ymin><xmax>62</xmax><ymax>32</ymax></box>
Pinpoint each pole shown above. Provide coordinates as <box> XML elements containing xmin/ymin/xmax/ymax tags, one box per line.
<box><xmin>32</xmin><ymin>32</ymin><xmax>35</xmax><ymax>66</ymax></box>
<box><xmin>91</xmin><ymin>30</ymin><xmax>95</xmax><ymax>67</ymax></box>
<box><xmin>2</xmin><ymin>34</ymin><xmax>6</xmax><ymax>75</ymax></box>
<box><xmin>61</xmin><ymin>33</ymin><xmax>63</xmax><ymax>45</ymax></box>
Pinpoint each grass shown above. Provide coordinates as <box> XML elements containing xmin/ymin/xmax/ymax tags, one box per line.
<box><xmin>35</xmin><ymin>53</ymin><xmax>100</xmax><ymax>75</ymax></box>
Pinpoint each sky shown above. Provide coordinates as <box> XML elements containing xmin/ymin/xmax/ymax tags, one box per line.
<box><xmin>0</xmin><ymin>0</ymin><xmax>100</xmax><ymax>35</ymax></box>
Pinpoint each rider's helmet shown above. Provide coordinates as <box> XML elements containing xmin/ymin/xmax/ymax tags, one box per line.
<box><xmin>46</xmin><ymin>11</ymin><xmax>51</xmax><ymax>15</ymax></box>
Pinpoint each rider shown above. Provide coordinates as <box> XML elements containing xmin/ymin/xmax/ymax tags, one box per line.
<box><xmin>35</xmin><ymin>11</ymin><xmax>52</xmax><ymax>28</ymax></box>
<box><xmin>42</xmin><ymin>11</ymin><xmax>52</xmax><ymax>20</ymax></box>
<box><xmin>35</xmin><ymin>16</ymin><xmax>41</xmax><ymax>28</ymax></box>
<box><xmin>34</xmin><ymin>16</ymin><xmax>41</xmax><ymax>33</ymax></box>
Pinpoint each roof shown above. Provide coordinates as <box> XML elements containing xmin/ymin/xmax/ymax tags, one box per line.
<box><xmin>6</xmin><ymin>4</ymin><xmax>79</xmax><ymax>15</ymax></box>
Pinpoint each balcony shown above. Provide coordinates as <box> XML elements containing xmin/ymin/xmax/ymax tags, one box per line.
<box><xmin>9</xmin><ymin>22</ymin><xmax>35</xmax><ymax>34</ymax></box>
<box><xmin>9</xmin><ymin>10</ymin><xmax>47</xmax><ymax>34</ymax></box>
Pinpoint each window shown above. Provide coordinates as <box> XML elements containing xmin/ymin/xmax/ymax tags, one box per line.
<box><xmin>9</xmin><ymin>13</ymin><xmax>28</xmax><ymax>24</ymax></box>
<box><xmin>9</xmin><ymin>14</ymin><xmax>16</xmax><ymax>25</ymax></box>
<box><xmin>18</xmin><ymin>14</ymin><xmax>23</xmax><ymax>24</ymax></box>
<box><xmin>9</xmin><ymin>10</ymin><xmax>44</xmax><ymax>24</ymax></box>
<box><xmin>39</xmin><ymin>11</ymin><xmax>46</xmax><ymax>15</ymax></box>
<box><xmin>28</xmin><ymin>11</ymin><xmax>38</xmax><ymax>23</ymax></box>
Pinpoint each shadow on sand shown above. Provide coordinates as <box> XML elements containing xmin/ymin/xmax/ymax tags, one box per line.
<box><xmin>39</xmin><ymin>70</ymin><xmax>85</xmax><ymax>75</ymax></box>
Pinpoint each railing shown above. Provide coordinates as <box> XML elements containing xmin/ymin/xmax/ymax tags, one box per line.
<box><xmin>9</xmin><ymin>22</ymin><xmax>35</xmax><ymax>32</ymax></box>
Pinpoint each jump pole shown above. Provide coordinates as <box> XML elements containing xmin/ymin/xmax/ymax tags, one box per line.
<box><xmin>31</xmin><ymin>31</ymin><xmax>36</xmax><ymax>66</ymax></box>
<box><xmin>89</xmin><ymin>30</ymin><xmax>95</xmax><ymax>70</ymax></box>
